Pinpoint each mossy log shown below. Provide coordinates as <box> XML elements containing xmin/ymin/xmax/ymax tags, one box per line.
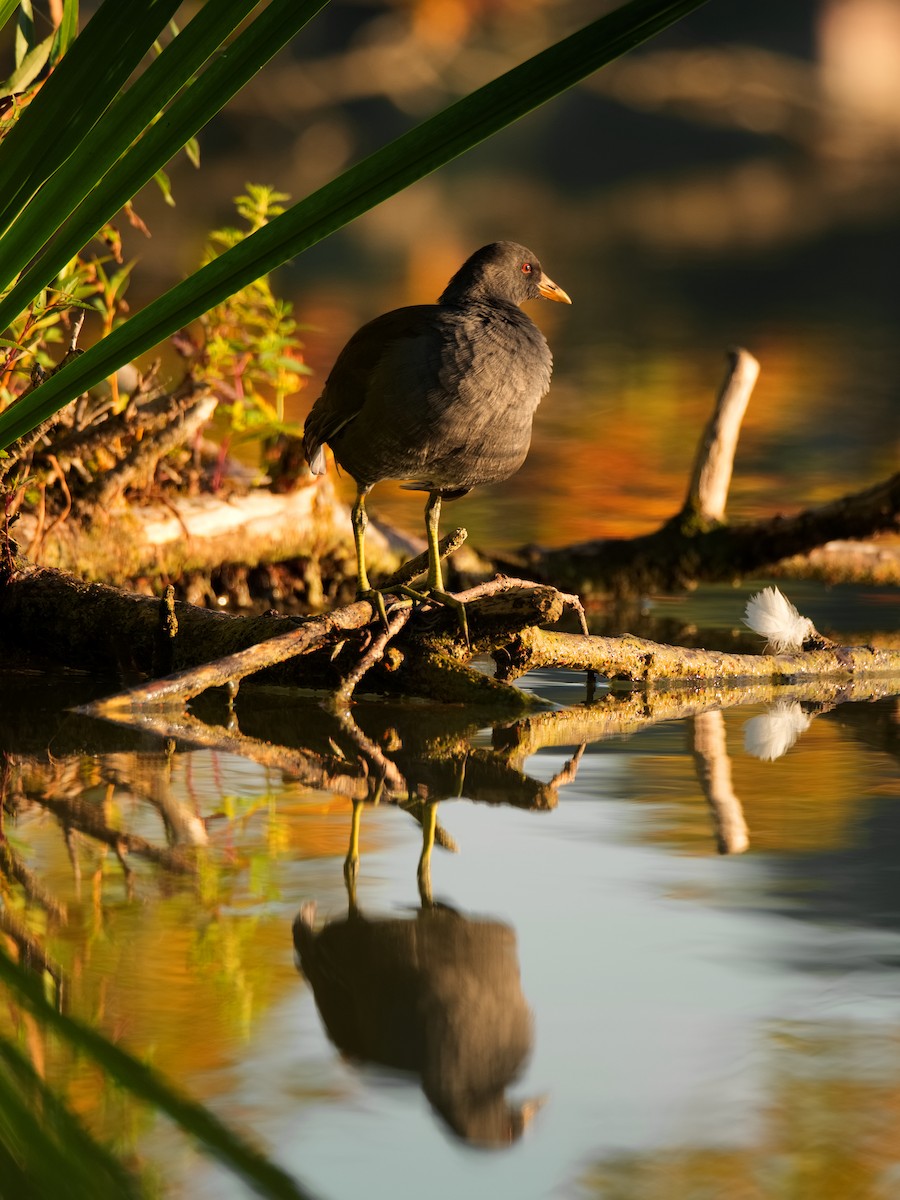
<box><xmin>497</xmin><ymin>626</ymin><xmax>900</xmax><ymax>687</ymax></box>
<box><xmin>2</xmin><ymin>560</ymin><xmax>898</xmax><ymax>715</ymax></box>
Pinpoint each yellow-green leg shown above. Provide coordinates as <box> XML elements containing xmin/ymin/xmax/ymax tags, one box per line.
<box><xmin>352</xmin><ymin>486</ymin><xmax>389</xmax><ymax>626</ymax></box>
<box><xmin>352</xmin><ymin>487</ymin><xmax>373</xmax><ymax>593</ymax></box>
<box><xmin>424</xmin><ymin>492</ymin><xmax>469</xmax><ymax>644</ymax></box>
<box><xmin>343</xmin><ymin>797</ymin><xmax>363</xmax><ymax>909</ymax></box>
<box><xmin>417</xmin><ymin>801</ymin><xmax>437</xmax><ymax>907</ymax></box>
<box><xmin>425</xmin><ymin>492</ymin><xmax>444</xmax><ymax>592</ymax></box>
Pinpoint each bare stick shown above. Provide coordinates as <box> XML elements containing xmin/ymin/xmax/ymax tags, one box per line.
<box><xmin>329</xmin><ymin>706</ymin><xmax>406</xmax><ymax>792</ymax></box>
<box><xmin>683</xmin><ymin>347</ymin><xmax>760</xmax><ymax>523</ymax></box>
<box><xmin>333</xmin><ymin>604</ymin><xmax>413</xmax><ymax>705</ymax></box>
<box><xmin>547</xmin><ymin>742</ymin><xmax>587</xmax><ymax>790</ymax></box>
<box><xmin>380</xmin><ymin>527</ymin><xmax>468</xmax><ymax>589</ymax></box>
<box><xmin>152</xmin><ymin>585</ymin><xmax>179</xmax><ymax>678</ymax></box>
<box><xmin>68</xmin><ymin>310</ymin><xmax>86</xmax><ymax>353</ymax></box>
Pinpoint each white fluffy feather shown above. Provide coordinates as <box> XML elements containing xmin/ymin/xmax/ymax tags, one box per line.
<box><xmin>743</xmin><ymin>586</ymin><xmax>815</xmax><ymax>653</ymax></box>
<box><xmin>744</xmin><ymin>701</ymin><xmax>812</xmax><ymax>762</ymax></box>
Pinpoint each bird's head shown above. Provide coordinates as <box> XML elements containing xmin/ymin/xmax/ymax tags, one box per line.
<box><xmin>439</xmin><ymin>241</ymin><xmax>571</xmax><ymax>308</ymax></box>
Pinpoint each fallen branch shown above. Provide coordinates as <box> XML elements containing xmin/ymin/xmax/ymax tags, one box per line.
<box><xmin>87</xmin><ymin>598</ymin><xmax>378</xmax><ymax>713</ymax></box>
<box><xmin>3</xmin><ymin>552</ymin><xmax>897</xmax><ymax>716</ymax></box>
<box><xmin>333</xmin><ymin>604</ymin><xmax>412</xmax><ymax>705</ymax></box>
<box><xmin>497</xmin><ymin>625</ymin><xmax>900</xmax><ymax>686</ymax></box>
<box><xmin>510</xmin><ymin>349</ymin><xmax>898</xmax><ymax>595</ymax></box>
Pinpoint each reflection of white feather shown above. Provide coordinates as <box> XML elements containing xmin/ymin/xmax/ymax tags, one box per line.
<box><xmin>743</xmin><ymin>586</ymin><xmax>815</xmax><ymax>653</ymax></box>
<box><xmin>744</xmin><ymin>701</ymin><xmax>812</xmax><ymax>761</ymax></box>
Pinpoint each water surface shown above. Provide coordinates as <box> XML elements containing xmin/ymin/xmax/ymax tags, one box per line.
<box><xmin>2</xmin><ymin>626</ymin><xmax>898</xmax><ymax>1198</ymax></box>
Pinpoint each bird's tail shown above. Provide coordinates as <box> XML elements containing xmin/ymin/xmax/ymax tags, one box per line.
<box><xmin>307</xmin><ymin>443</ymin><xmax>327</xmax><ymax>475</ymax></box>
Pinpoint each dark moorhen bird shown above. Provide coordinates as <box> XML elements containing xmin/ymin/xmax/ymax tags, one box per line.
<box><xmin>303</xmin><ymin>241</ymin><xmax>571</xmax><ymax>617</ymax></box>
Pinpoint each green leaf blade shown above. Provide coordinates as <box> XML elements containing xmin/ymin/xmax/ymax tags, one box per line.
<box><xmin>0</xmin><ymin>0</ymin><xmax>327</xmax><ymax>328</ymax></box>
<box><xmin>0</xmin><ymin>0</ymin><xmax>710</xmax><ymax>449</ymax></box>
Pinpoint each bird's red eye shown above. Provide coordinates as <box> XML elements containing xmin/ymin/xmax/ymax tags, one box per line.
<box><xmin>521</xmin><ymin>262</ymin><xmax>532</xmax><ymax>274</ymax></box>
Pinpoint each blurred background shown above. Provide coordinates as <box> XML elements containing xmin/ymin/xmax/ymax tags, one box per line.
<box><xmin>101</xmin><ymin>0</ymin><xmax>900</xmax><ymax>546</ymax></box>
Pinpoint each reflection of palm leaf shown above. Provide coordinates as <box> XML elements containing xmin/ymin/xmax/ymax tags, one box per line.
<box><xmin>0</xmin><ymin>948</ymin><xmax>314</xmax><ymax>1200</ymax></box>
<box><xmin>0</xmin><ymin>0</ymin><xmax>709</xmax><ymax>449</ymax></box>
<box><xmin>0</xmin><ymin>1036</ymin><xmax>142</xmax><ymax>1199</ymax></box>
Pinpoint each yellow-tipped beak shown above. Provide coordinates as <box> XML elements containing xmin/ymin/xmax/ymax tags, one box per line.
<box><xmin>537</xmin><ymin>274</ymin><xmax>572</xmax><ymax>304</ymax></box>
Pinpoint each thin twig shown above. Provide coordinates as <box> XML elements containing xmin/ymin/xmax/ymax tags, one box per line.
<box><xmin>80</xmin><ymin>600</ymin><xmax>382</xmax><ymax>713</ymax></box>
<box><xmin>455</xmin><ymin>574</ymin><xmax>589</xmax><ymax>634</ymax></box>
<box><xmin>38</xmin><ymin>453</ymin><xmax>72</xmax><ymax>543</ymax></box>
<box><xmin>68</xmin><ymin>310</ymin><xmax>86</xmax><ymax>353</ymax></box>
<box><xmin>333</xmin><ymin>604</ymin><xmax>413</xmax><ymax>705</ymax></box>
<box><xmin>24</xmin><ymin>483</ymin><xmax>46</xmax><ymax>559</ymax></box>
<box><xmin>547</xmin><ymin>742</ymin><xmax>587</xmax><ymax>790</ymax></box>
<box><xmin>380</xmin><ymin>527</ymin><xmax>468</xmax><ymax>590</ymax></box>
<box><xmin>329</xmin><ymin>707</ymin><xmax>406</xmax><ymax>792</ymax></box>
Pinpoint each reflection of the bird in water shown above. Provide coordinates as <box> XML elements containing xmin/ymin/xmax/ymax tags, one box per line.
<box><xmin>290</xmin><ymin>706</ymin><xmax>562</xmax><ymax>1145</ymax></box>
<box><xmin>294</xmin><ymin>882</ymin><xmax>541</xmax><ymax>1148</ymax></box>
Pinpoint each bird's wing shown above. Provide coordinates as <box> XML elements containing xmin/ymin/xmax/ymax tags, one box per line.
<box><xmin>302</xmin><ymin>306</ymin><xmax>438</xmax><ymax>472</ymax></box>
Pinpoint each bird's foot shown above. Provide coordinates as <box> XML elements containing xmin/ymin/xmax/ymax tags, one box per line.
<box><xmin>396</xmin><ymin>583</ymin><xmax>470</xmax><ymax>646</ymax></box>
<box><xmin>430</xmin><ymin>589</ymin><xmax>470</xmax><ymax>647</ymax></box>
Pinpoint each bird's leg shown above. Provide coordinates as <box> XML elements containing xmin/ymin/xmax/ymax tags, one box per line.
<box><xmin>352</xmin><ymin>485</ymin><xmax>389</xmax><ymax>627</ymax></box>
<box><xmin>423</xmin><ymin>492</ymin><xmax>469</xmax><ymax>645</ymax></box>
<box><xmin>351</xmin><ymin>487</ymin><xmax>373</xmax><ymax>592</ymax></box>
<box><xmin>417</xmin><ymin>801</ymin><xmax>438</xmax><ymax>907</ymax></box>
<box><xmin>424</xmin><ymin>492</ymin><xmax>445</xmax><ymax>592</ymax></box>
<box><xmin>343</xmin><ymin>797</ymin><xmax>363</xmax><ymax>911</ymax></box>
<box><xmin>394</xmin><ymin>493</ymin><xmax>469</xmax><ymax>642</ymax></box>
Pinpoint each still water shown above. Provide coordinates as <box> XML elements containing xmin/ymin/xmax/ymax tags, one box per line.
<box><xmin>2</xmin><ymin>594</ymin><xmax>898</xmax><ymax>1198</ymax></box>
